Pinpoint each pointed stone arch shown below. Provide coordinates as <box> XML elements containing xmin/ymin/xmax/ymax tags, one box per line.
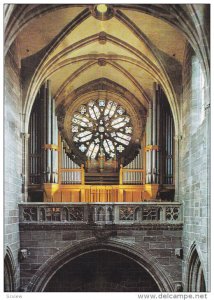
<box><xmin>26</xmin><ymin>238</ymin><xmax>175</xmax><ymax>292</ymax></box>
<box><xmin>4</xmin><ymin>247</ymin><xmax>16</xmax><ymax>292</ymax></box>
<box><xmin>185</xmin><ymin>242</ymin><xmax>206</xmax><ymax>292</ymax></box>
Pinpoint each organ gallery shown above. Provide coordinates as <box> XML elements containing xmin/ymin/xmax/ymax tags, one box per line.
<box><xmin>28</xmin><ymin>80</ymin><xmax>174</xmax><ymax>203</ymax></box>
<box><xmin>4</xmin><ymin>3</ymin><xmax>210</xmax><ymax>293</ymax></box>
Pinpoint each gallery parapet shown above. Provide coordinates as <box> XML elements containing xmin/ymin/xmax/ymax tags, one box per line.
<box><xmin>19</xmin><ymin>202</ymin><xmax>182</xmax><ymax>225</ymax></box>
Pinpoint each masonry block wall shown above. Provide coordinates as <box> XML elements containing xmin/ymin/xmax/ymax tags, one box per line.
<box><xmin>19</xmin><ymin>224</ymin><xmax>183</xmax><ymax>291</ymax></box>
<box><xmin>4</xmin><ymin>42</ymin><xmax>22</xmax><ymax>291</ymax></box>
<box><xmin>181</xmin><ymin>42</ymin><xmax>210</xmax><ymax>290</ymax></box>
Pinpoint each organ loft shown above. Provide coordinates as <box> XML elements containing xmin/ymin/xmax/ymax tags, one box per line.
<box><xmin>28</xmin><ymin>80</ymin><xmax>174</xmax><ymax>203</ymax></box>
<box><xmin>4</xmin><ymin>3</ymin><xmax>210</xmax><ymax>293</ymax></box>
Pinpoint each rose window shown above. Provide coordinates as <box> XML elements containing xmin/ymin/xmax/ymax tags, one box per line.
<box><xmin>71</xmin><ymin>99</ymin><xmax>133</xmax><ymax>160</ymax></box>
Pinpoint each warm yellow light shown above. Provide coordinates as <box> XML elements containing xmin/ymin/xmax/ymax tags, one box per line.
<box><xmin>97</xmin><ymin>4</ymin><xmax>108</xmax><ymax>13</ymax></box>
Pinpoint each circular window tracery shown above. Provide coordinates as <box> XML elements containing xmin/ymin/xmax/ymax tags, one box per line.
<box><xmin>71</xmin><ymin>99</ymin><xmax>133</xmax><ymax>160</ymax></box>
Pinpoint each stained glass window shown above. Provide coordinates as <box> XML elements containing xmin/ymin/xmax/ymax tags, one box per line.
<box><xmin>71</xmin><ymin>99</ymin><xmax>133</xmax><ymax>160</ymax></box>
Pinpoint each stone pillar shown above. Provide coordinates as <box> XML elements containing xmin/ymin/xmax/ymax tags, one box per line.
<box><xmin>21</xmin><ymin>132</ymin><xmax>30</xmax><ymax>202</ymax></box>
<box><xmin>204</xmin><ymin>86</ymin><xmax>211</xmax><ymax>291</ymax></box>
<box><xmin>173</xmin><ymin>135</ymin><xmax>181</xmax><ymax>202</ymax></box>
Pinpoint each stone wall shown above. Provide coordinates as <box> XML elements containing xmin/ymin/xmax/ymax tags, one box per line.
<box><xmin>19</xmin><ymin>223</ymin><xmax>183</xmax><ymax>291</ymax></box>
<box><xmin>4</xmin><ymin>42</ymin><xmax>22</xmax><ymax>291</ymax></box>
<box><xmin>180</xmin><ymin>42</ymin><xmax>210</xmax><ymax>291</ymax></box>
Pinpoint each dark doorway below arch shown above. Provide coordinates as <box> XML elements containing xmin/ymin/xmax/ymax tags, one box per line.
<box><xmin>187</xmin><ymin>247</ymin><xmax>206</xmax><ymax>292</ymax></box>
<box><xmin>4</xmin><ymin>254</ymin><xmax>15</xmax><ymax>292</ymax></box>
<box><xmin>44</xmin><ymin>250</ymin><xmax>160</xmax><ymax>292</ymax></box>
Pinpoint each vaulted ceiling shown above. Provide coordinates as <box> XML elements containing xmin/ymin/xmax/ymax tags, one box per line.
<box><xmin>11</xmin><ymin>4</ymin><xmax>190</xmax><ymax>134</ymax></box>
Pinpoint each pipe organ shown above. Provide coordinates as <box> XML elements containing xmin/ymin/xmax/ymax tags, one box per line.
<box><xmin>61</xmin><ymin>140</ymin><xmax>81</xmax><ymax>184</ymax></box>
<box><xmin>123</xmin><ymin>149</ymin><xmax>143</xmax><ymax>184</ymax></box>
<box><xmin>145</xmin><ymin>83</ymin><xmax>160</xmax><ymax>184</ymax></box>
<box><xmin>28</xmin><ymin>92</ymin><xmax>42</xmax><ymax>184</ymax></box>
<box><xmin>159</xmin><ymin>89</ymin><xmax>174</xmax><ymax>184</ymax></box>
<box><xmin>28</xmin><ymin>81</ymin><xmax>174</xmax><ymax>202</ymax></box>
<box><xmin>145</xmin><ymin>83</ymin><xmax>174</xmax><ymax>185</ymax></box>
<box><xmin>41</xmin><ymin>80</ymin><xmax>58</xmax><ymax>184</ymax></box>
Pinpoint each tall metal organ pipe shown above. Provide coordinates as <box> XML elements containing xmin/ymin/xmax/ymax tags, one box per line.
<box><xmin>145</xmin><ymin>83</ymin><xmax>162</xmax><ymax>184</ymax></box>
<box><xmin>61</xmin><ymin>139</ymin><xmax>81</xmax><ymax>184</ymax></box>
<box><xmin>152</xmin><ymin>83</ymin><xmax>157</xmax><ymax>183</ymax></box>
<box><xmin>124</xmin><ymin>149</ymin><xmax>143</xmax><ymax>184</ymax></box>
<box><xmin>41</xmin><ymin>80</ymin><xmax>58</xmax><ymax>184</ymax></box>
<box><xmin>156</xmin><ymin>85</ymin><xmax>160</xmax><ymax>184</ymax></box>
<box><xmin>29</xmin><ymin>93</ymin><xmax>42</xmax><ymax>184</ymax></box>
<box><xmin>146</xmin><ymin>101</ymin><xmax>152</xmax><ymax>183</ymax></box>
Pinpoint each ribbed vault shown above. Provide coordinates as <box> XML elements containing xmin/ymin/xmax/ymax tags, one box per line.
<box><xmin>4</xmin><ymin>3</ymin><xmax>210</xmax><ymax>137</ymax></box>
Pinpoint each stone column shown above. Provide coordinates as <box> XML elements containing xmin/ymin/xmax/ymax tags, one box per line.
<box><xmin>21</xmin><ymin>132</ymin><xmax>30</xmax><ymax>202</ymax></box>
<box><xmin>173</xmin><ymin>135</ymin><xmax>181</xmax><ymax>202</ymax></box>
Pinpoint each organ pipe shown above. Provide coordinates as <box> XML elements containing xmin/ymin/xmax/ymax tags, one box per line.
<box><xmin>123</xmin><ymin>149</ymin><xmax>143</xmax><ymax>184</ymax></box>
<box><xmin>60</xmin><ymin>139</ymin><xmax>81</xmax><ymax>184</ymax></box>
<box><xmin>51</xmin><ymin>94</ymin><xmax>54</xmax><ymax>182</ymax></box>
<box><xmin>152</xmin><ymin>83</ymin><xmax>157</xmax><ymax>145</ymax></box>
<box><xmin>28</xmin><ymin>92</ymin><xmax>43</xmax><ymax>185</ymax></box>
<box><xmin>39</xmin><ymin>80</ymin><xmax>59</xmax><ymax>184</ymax></box>
<box><xmin>46</xmin><ymin>81</ymin><xmax>51</xmax><ymax>183</ymax></box>
<box><xmin>168</xmin><ymin>115</ymin><xmax>171</xmax><ymax>183</ymax></box>
<box><xmin>146</xmin><ymin>83</ymin><xmax>159</xmax><ymax>184</ymax></box>
<box><xmin>65</xmin><ymin>152</ymin><xmax>68</xmax><ymax>183</ymax></box>
<box><xmin>158</xmin><ymin>88</ymin><xmax>174</xmax><ymax>184</ymax></box>
<box><xmin>29</xmin><ymin>80</ymin><xmax>174</xmax><ymax>190</ymax></box>
<box><xmin>41</xmin><ymin>85</ymin><xmax>46</xmax><ymax>183</ymax></box>
<box><xmin>156</xmin><ymin>85</ymin><xmax>160</xmax><ymax>184</ymax></box>
<box><xmin>146</xmin><ymin>83</ymin><xmax>175</xmax><ymax>185</ymax></box>
<box><xmin>146</xmin><ymin>101</ymin><xmax>152</xmax><ymax>183</ymax></box>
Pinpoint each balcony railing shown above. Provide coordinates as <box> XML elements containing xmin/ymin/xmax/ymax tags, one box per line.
<box><xmin>120</xmin><ymin>166</ymin><xmax>145</xmax><ymax>185</ymax></box>
<box><xmin>19</xmin><ymin>202</ymin><xmax>182</xmax><ymax>225</ymax></box>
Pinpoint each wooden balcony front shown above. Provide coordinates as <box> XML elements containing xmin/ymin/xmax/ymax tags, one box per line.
<box><xmin>29</xmin><ymin>165</ymin><xmax>174</xmax><ymax>203</ymax></box>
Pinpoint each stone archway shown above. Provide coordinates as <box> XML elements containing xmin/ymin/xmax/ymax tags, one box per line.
<box><xmin>26</xmin><ymin>238</ymin><xmax>174</xmax><ymax>292</ymax></box>
<box><xmin>186</xmin><ymin>243</ymin><xmax>206</xmax><ymax>292</ymax></box>
<box><xmin>4</xmin><ymin>248</ymin><xmax>16</xmax><ymax>292</ymax></box>
<box><xmin>44</xmin><ymin>250</ymin><xmax>160</xmax><ymax>292</ymax></box>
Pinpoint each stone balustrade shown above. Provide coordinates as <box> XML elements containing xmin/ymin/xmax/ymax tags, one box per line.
<box><xmin>19</xmin><ymin>202</ymin><xmax>182</xmax><ymax>225</ymax></box>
